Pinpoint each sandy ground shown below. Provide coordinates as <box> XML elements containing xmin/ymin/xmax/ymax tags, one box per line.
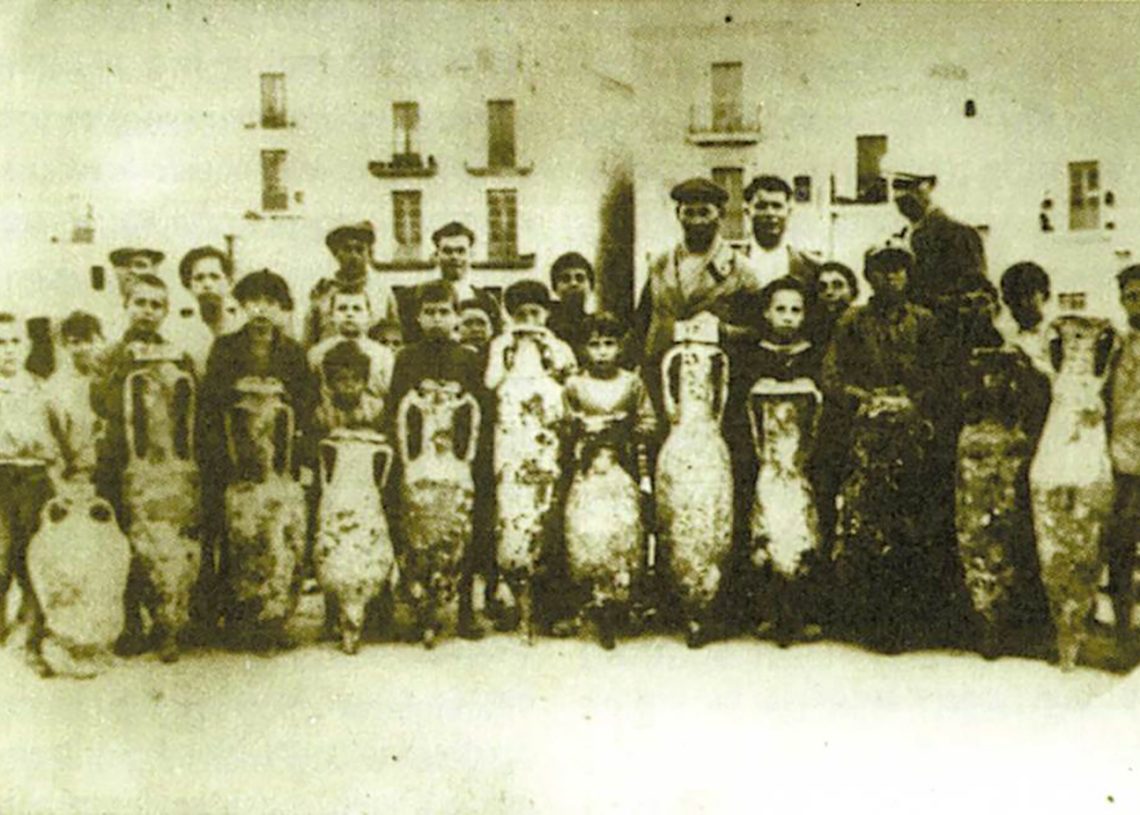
<box><xmin>2</xmin><ymin>593</ymin><xmax>1138</xmax><ymax>815</ymax></box>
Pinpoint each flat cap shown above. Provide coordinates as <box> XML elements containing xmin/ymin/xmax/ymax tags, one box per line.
<box><xmin>325</xmin><ymin>221</ymin><xmax>376</xmax><ymax>252</ymax></box>
<box><xmin>109</xmin><ymin>247</ymin><xmax>165</xmax><ymax>267</ymax></box>
<box><xmin>864</xmin><ymin>242</ymin><xmax>915</xmax><ymax>274</ymax></box>
<box><xmin>431</xmin><ymin>221</ymin><xmax>476</xmax><ymax>246</ymax></box>
<box><xmin>670</xmin><ymin>177</ymin><xmax>729</xmax><ymax>206</ymax></box>
<box><xmin>504</xmin><ymin>279</ymin><xmax>552</xmax><ymax>315</ymax></box>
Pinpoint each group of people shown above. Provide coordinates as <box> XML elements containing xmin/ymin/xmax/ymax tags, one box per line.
<box><xmin>1</xmin><ymin>169</ymin><xmax>1136</xmax><ymax>671</ymax></box>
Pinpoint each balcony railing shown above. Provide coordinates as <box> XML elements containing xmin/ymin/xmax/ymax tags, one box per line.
<box><xmin>464</xmin><ymin>160</ymin><xmax>534</xmax><ymax>177</ymax></box>
<box><xmin>368</xmin><ymin>153</ymin><xmax>438</xmax><ymax>179</ymax></box>
<box><xmin>471</xmin><ymin>252</ymin><xmax>536</xmax><ymax>270</ymax></box>
<box><xmin>686</xmin><ymin>102</ymin><xmax>763</xmax><ymax>146</ymax></box>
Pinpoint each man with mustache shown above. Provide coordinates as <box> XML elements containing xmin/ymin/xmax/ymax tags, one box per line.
<box><xmin>742</xmin><ymin>175</ymin><xmax>823</xmax><ymax>291</ymax></box>
<box><xmin>627</xmin><ymin>177</ymin><xmax>759</xmax><ymax>416</ymax></box>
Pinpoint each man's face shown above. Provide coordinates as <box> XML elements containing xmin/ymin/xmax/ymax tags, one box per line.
<box><xmin>749</xmin><ymin>189</ymin><xmax>790</xmax><ymax>249</ymax></box>
<box><xmin>189</xmin><ymin>256</ymin><xmax>230</xmax><ymax>300</ymax></box>
<box><xmin>1121</xmin><ymin>280</ymin><xmax>1140</xmax><ymax>325</ymax></box>
<box><xmin>511</xmin><ymin>303</ymin><xmax>549</xmax><ymax>328</ymax></box>
<box><xmin>435</xmin><ymin>236</ymin><xmax>472</xmax><ymax>282</ymax></box>
<box><xmin>333</xmin><ymin>237</ymin><xmax>371</xmax><ymax>278</ymax></box>
<box><xmin>125</xmin><ymin>284</ymin><xmax>168</xmax><ymax>334</ymax></box>
<box><xmin>817</xmin><ymin>270</ymin><xmax>855</xmax><ymax>310</ymax></box>
<box><xmin>242</xmin><ymin>295</ymin><xmax>285</xmax><ymax>330</ymax></box>
<box><xmin>869</xmin><ymin>265</ymin><xmax>909</xmax><ymax>301</ymax></box>
<box><xmin>677</xmin><ymin>202</ymin><xmax>721</xmax><ymax>254</ymax></box>
<box><xmin>329</xmin><ymin>367</ymin><xmax>367</xmax><ymax>405</ymax></box>
<box><xmin>458</xmin><ymin>307</ymin><xmax>493</xmax><ymax>348</ymax></box>
<box><xmin>418</xmin><ymin>299</ymin><xmax>458</xmax><ymax>340</ymax></box>
<box><xmin>764</xmin><ymin>289</ymin><xmax>806</xmax><ymax>339</ymax></box>
<box><xmin>0</xmin><ymin>322</ymin><xmax>24</xmax><ymax>378</ymax></box>
<box><xmin>62</xmin><ymin>334</ymin><xmax>103</xmax><ymax>376</ymax></box>
<box><xmin>332</xmin><ymin>293</ymin><xmax>370</xmax><ymax>338</ymax></box>
<box><xmin>553</xmin><ymin>267</ymin><xmax>592</xmax><ymax>305</ymax></box>
<box><xmin>585</xmin><ymin>334</ymin><xmax>621</xmax><ymax>371</ymax></box>
<box><xmin>895</xmin><ymin>184</ymin><xmax>932</xmax><ymax>223</ymax></box>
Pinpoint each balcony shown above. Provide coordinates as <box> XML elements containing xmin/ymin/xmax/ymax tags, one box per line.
<box><xmin>368</xmin><ymin>153</ymin><xmax>438</xmax><ymax>179</ymax></box>
<box><xmin>372</xmin><ymin>258</ymin><xmax>436</xmax><ymax>272</ymax></box>
<box><xmin>464</xmin><ymin>161</ymin><xmax>534</xmax><ymax>178</ymax></box>
<box><xmin>471</xmin><ymin>252</ymin><xmax>536</xmax><ymax>271</ymax></box>
<box><xmin>686</xmin><ymin>102</ymin><xmax>762</xmax><ymax>146</ymax></box>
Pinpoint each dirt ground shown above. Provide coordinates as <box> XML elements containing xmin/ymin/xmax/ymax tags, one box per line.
<box><xmin>1</xmin><ymin>592</ymin><xmax>1137</xmax><ymax>814</ymax></box>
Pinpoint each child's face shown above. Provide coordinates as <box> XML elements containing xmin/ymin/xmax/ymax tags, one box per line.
<box><xmin>554</xmin><ymin>267</ymin><xmax>592</xmax><ymax>303</ymax></box>
<box><xmin>1121</xmin><ymin>280</ymin><xmax>1140</xmax><ymax>323</ymax></box>
<box><xmin>189</xmin><ymin>256</ymin><xmax>230</xmax><ymax>299</ymax></box>
<box><xmin>329</xmin><ymin>367</ymin><xmax>366</xmax><ymax>403</ymax></box>
<box><xmin>242</xmin><ymin>295</ymin><xmax>285</xmax><ymax>330</ymax></box>
<box><xmin>62</xmin><ymin>334</ymin><xmax>102</xmax><ymax>375</ymax></box>
<box><xmin>0</xmin><ymin>322</ymin><xmax>24</xmax><ymax>378</ymax></box>
<box><xmin>418</xmin><ymin>299</ymin><xmax>458</xmax><ymax>340</ymax></box>
<box><xmin>585</xmin><ymin>334</ymin><xmax>621</xmax><ymax>370</ymax></box>
<box><xmin>459</xmin><ymin>308</ymin><xmax>492</xmax><ymax>348</ymax></box>
<box><xmin>817</xmin><ymin>271</ymin><xmax>854</xmax><ymax>308</ymax></box>
<box><xmin>374</xmin><ymin>326</ymin><xmax>403</xmax><ymax>352</ymax></box>
<box><xmin>333</xmin><ymin>293</ymin><xmax>370</xmax><ymax>338</ymax></box>
<box><xmin>125</xmin><ymin>284</ymin><xmax>169</xmax><ymax>334</ymax></box>
<box><xmin>764</xmin><ymin>289</ymin><xmax>805</xmax><ymax>338</ymax></box>
<box><xmin>869</xmin><ymin>266</ymin><xmax>908</xmax><ymax>300</ymax></box>
<box><xmin>512</xmin><ymin>303</ymin><xmax>549</xmax><ymax>328</ymax></box>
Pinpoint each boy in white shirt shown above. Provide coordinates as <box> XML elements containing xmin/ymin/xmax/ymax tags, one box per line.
<box><xmin>308</xmin><ymin>289</ymin><xmax>395</xmax><ymax>413</ymax></box>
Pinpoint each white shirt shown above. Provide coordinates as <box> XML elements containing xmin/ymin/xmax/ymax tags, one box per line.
<box><xmin>749</xmin><ymin>241</ymin><xmax>792</xmax><ymax>290</ymax></box>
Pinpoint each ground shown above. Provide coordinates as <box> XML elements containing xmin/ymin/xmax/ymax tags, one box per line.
<box><xmin>2</xmin><ymin>594</ymin><xmax>1138</xmax><ymax>814</ymax></box>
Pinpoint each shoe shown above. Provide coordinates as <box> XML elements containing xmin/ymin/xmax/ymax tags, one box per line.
<box><xmin>686</xmin><ymin>620</ymin><xmax>705</xmax><ymax>649</ymax></box>
<box><xmin>550</xmin><ymin>618</ymin><xmax>581</xmax><ymax>638</ymax></box>
<box><xmin>458</xmin><ymin>619</ymin><xmax>486</xmax><ymax>641</ymax></box>
<box><xmin>421</xmin><ymin>627</ymin><xmax>436</xmax><ymax>650</ymax></box>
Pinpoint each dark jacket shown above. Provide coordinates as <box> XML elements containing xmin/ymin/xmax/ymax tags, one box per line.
<box><xmin>908</xmin><ymin>208</ymin><xmax>995</xmax><ymax>311</ymax></box>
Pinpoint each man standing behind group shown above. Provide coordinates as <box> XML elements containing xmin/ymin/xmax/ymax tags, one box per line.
<box><xmin>305</xmin><ymin>221</ymin><xmax>401</xmax><ymax>347</ymax></box>
<box><xmin>170</xmin><ymin>246</ymin><xmax>245</xmax><ymax>377</ymax></box>
<box><xmin>627</xmin><ymin>178</ymin><xmax>759</xmax><ymax>416</ymax></box>
<box><xmin>742</xmin><ymin>175</ymin><xmax>822</xmax><ymax>291</ymax></box>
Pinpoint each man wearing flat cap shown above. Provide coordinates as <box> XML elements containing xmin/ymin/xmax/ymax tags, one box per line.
<box><xmin>627</xmin><ymin>177</ymin><xmax>760</xmax><ymax>416</ymax></box>
<box><xmin>401</xmin><ymin>220</ymin><xmax>502</xmax><ymax>342</ymax></box>
<box><xmin>304</xmin><ymin>220</ymin><xmax>402</xmax><ymax>348</ymax></box>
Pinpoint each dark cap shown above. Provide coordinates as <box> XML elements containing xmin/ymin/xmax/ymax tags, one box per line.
<box><xmin>891</xmin><ymin>173</ymin><xmax>937</xmax><ymax>192</ymax></box>
<box><xmin>325</xmin><ymin>221</ymin><xmax>376</xmax><ymax>252</ymax></box>
<box><xmin>504</xmin><ymin>280</ymin><xmax>552</xmax><ymax>315</ymax></box>
<box><xmin>864</xmin><ymin>242</ymin><xmax>915</xmax><ymax>275</ymax></box>
<box><xmin>109</xmin><ymin>247</ymin><xmax>165</xmax><ymax>267</ymax></box>
<box><xmin>670</xmin><ymin>177</ymin><xmax>729</xmax><ymax>206</ymax></box>
<box><xmin>431</xmin><ymin>221</ymin><xmax>476</xmax><ymax>246</ymax></box>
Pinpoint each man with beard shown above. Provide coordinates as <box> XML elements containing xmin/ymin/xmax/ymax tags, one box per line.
<box><xmin>742</xmin><ymin>175</ymin><xmax>823</xmax><ymax>291</ymax></box>
<box><xmin>172</xmin><ymin>246</ymin><xmax>245</xmax><ymax>376</ymax></box>
<box><xmin>305</xmin><ymin>221</ymin><xmax>401</xmax><ymax>347</ymax></box>
<box><xmin>627</xmin><ymin>177</ymin><xmax>759</xmax><ymax>417</ymax></box>
<box><xmin>546</xmin><ymin>252</ymin><xmax>597</xmax><ymax>362</ymax></box>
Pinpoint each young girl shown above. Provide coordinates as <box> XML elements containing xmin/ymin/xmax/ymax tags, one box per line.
<box><xmin>560</xmin><ymin>313</ymin><xmax>655</xmax><ymax>648</ymax></box>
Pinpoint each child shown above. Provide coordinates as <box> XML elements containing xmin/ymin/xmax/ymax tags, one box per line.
<box><xmin>315</xmin><ymin>340</ymin><xmax>385</xmax><ymax>435</ymax></box>
<box><xmin>1107</xmin><ymin>264</ymin><xmax>1140</xmax><ymax>640</ymax></box>
<box><xmin>0</xmin><ymin>313</ymin><xmax>62</xmax><ymax>647</ymax></box>
<box><xmin>560</xmin><ymin>312</ymin><xmax>655</xmax><ymax>648</ymax></box>
<box><xmin>484</xmin><ymin>280</ymin><xmax>577</xmax><ymax>390</ymax></box>
<box><xmin>457</xmin><ymin>298</ymin><xmax>497</xmax><ymax>355</ymax></box>
<box><xmin>386</xmin><ymin>281</ymin><xmax>487</xmax><ymax>646</ymax></box>
<box><xmin>723</xmin><ymin>277</ymin><xmax>823</xmax><ymax>643</ymax></box>
<box><xmin>368</xmin><ymin>318</ymin><xmax>404</xmax><ymax>356</ymax></box>
<box><xmin>547</xmin><ymin>251</ymin><xmax>598</xmax><ymax>360</ymax></box>
<box><xmin>50</xmin><ymin>311</ymin><xmax>105</xmax><ymax>485</ymax></box>
<box><xmin>308</xmin><ymin>288</ymin><xmax>395</xmax><ymax>412</ymax></box>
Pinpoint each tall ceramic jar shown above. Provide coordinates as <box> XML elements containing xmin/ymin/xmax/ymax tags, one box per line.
<box><xmin>490</xmin><ymin>329</ymin><xmax>564</xmax><ymax>642</ymax></box>
<box><xmin>955</xmin><ymin>348</ymin><xmax>1039</xmax><ymax>659</ymax></box>
<box><xmin>314</xmin><ymin>428</ymin><xmax>398</xmax><ymax>655</ymax></box>
<box><xmin>121</xmin><ymin>344</ymin><xmax>202</xmax><ymax>662</ymax></box>
<box><xmin>1029</xmin><ymin>315</ymin><xmax>1115</xmax><ymax>670</ymax></box>
<box><xmin>655</xmin><ymin>322</ymin><xmax>733</xmax><ymax>648</ymax></box>
<box><xmin>397</xmin><ymin>379</ymin><xmax>480</xmax><ymax>647</ymax></box>
<box><xmin>223</xmin><ymin>376</ymin><xmax>307</xmax><ymax>648</ymax></box>
<box><xmin>747</xmin><ymin>377</ymin><xmax>822</xmax><ymax>643</ymax></box>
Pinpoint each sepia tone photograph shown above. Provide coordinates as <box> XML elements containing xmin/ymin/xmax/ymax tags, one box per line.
<box><xmin>1</xmin><ymin>0</ymin><xmax>1139</xmax><ymax>811</ymax></box>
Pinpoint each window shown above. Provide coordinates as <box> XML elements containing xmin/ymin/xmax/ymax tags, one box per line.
<box><xmin>856</xmin><ymin>135</ymin><xmax>888</xmax><ymax>203</ymax></box>
<box><xmin>1069</xmin><ymin>161</ymin><xmax>1100</xmax><ymax>231</ymax></box>
<box><xmin>711</xmin><ymin>167</ymin><xmax>744</xmax><ymax>240</ymax></box>
<box><xmin>393</xmin><ymin>102</ymin><xmax>419</xmax><ymax>157</ymax></box>
<box><xmin>392</xmin><ymin>190</ymin><xmax>423</xmax><ymax>259</ymax></box>
<box><xmin>711</xmin><ymin>62</ymin><xmax>743</xmax><ymax>132</ymax></box>
<box><xmin>261</xmin><ymin>149</ymin><xmax>288</xmax><ymax>211</ymax></box>
<box><xmin>793</xmin><ymin>175</ymin><xmax>812</xmax><ymax>203</ymax></box>
<box><xmin>487</xmin><ymin>100</ymin><xmax>517</xmax><ymax>169</ymax></box>
<box><xmin>487</xmin><ymin>189</ymin><xmax>518</xmax><ymax>260</ymax></box>
<box><xmin>260</xmin><ymin>72</ymin><xmax>287</xmax><ymax>129</ymax></box>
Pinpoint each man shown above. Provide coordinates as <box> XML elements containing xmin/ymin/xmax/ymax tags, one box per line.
<box><xmin>546</xmin><ymin>251</ymin><xmax>597</xmax><ymax>359</ymax></box>
<box><xmin>995</xmin><ymin>261</ymin><xmax>1053</xmax><ymax>375</ymax></box>
<box><xmin>171</xmin><ymin>246</ymin><xmax>245</xmax><ymax>377</ymax></box>
<box><xmin>404</xmin><ymin>220</ymin><xmax>503</xmax><ymax>341</ymax></box>
<box><xmin>742</xmin><ymin>175</ymin><xmax>823</xmax><ymax>291</ymax></box>
<box><xmin>305</xmin><ymin>221</ymin><xmax>401</xmax><ymax>347</ymax></box>
<box><xmin>894</xmin><ymin>175</ymin><xmax>995</xmax><ymax>317</ymax></box>
<box><xmin>628</xmin><ymin>178</ymin><xmax>759</xmax><ymax>411</ymax></box>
